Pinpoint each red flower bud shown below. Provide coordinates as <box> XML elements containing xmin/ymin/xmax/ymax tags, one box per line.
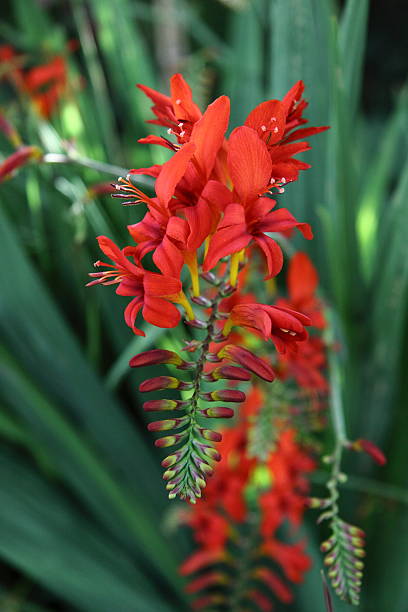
<box><xmin>208</xmin><ymin>389</ymin><xmax>246</xmax><ymax>402</ymax></box>
<box><xmin>143</xmin><ymin>399</ymin><xmax>179</xmax><ymax>411</ymax></box>
<box><xmin>0</xmin><ymin>145</ymin><xmax>42</xmax><ymax>182</ymax></box>
<box><xmin>350</xmin><ymin>438</ymin><xmax>387</xmax><ymax>466</ymax></box>
<box><xmin>130</xmin><ymin>349</ymin><xmax>184</xmax><ymax>368</ymax></box>
<box><xmin>200</xmin><ymin>407</ymin><xmax>234</xmax><ymax>418</ymax></box>
<box><xmin>217</xmin><ymin>345</ymin><xmax>275</xmax><ymax>382</ymax></box>
<box><xmin>139</xmin><ymin>376</ymin><xmax>184</xmax><ymax>392</ymax></box>
<box><xmin>209</xmin><ymin>365</ymin><xmax>251</xmax><ymax>381</ymax></box>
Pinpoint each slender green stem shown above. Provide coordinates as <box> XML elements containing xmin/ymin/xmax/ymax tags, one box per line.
<box><xmin>42</xmin><ymin>152</ymin><xmax>152</xmax><ymax>184</ymax></box>
<box><xmin>177</xmin><ymin>277</ymin><xmax>232</xmax><ymax>500</ymax></box>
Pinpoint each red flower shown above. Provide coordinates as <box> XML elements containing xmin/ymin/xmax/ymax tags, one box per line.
<box><xmin>260</xmin><ymin>430</ymin><xmax>315</xmax><ymax>536</ymax></box>
<box><xmin>137</xmin><ymin>73</ymin><xmax>202</xmax><ymax>147</ymax></box>
<box><xmin>186</xmin><ymin>507</ymin><xmax>230</xmax><ymax>550</ymax></box>
<box><xmin>203</xmin><ymin>126</ymin><xmax>312</xmax><ymax>280</ymax></box>
<box><xmin>87</xmin><ymin>236</ymin><xmax>186</xmax><ymax>334</ymax></box>
<box><xmin>350</xmin><ymin>439</ymin><xmax>387</xmax><ymax>466</ymax></box>
<box><xmin>277</xmin><ymin>251</ymin><xmax>326</xmax><ymax>328</ymax></box>
<box><xmin>244</xmin><ymin>80</ymin><xmax>329</xmax><ymax>183</ymax></box>
<box><xmin>224</xmin><ymin>303</ymin><xmax>311</xmax><ymax>354</ymax></box>
<box><xmin>278</xmin><ymin>336</ymin><xmax>328</xmax><ymax>391</ymax></box>
<box><xmin>0</xmin><ymin>145</ymin><xmax>42</xmax><ymax>182</ymax></box>
<box><xmin>24</xmin><ymin>56</ymin><xmax>67</xmax><ymax>118</ymax></box>
<box><xmin>262</xmin><ymin>539</ymin><xmax>311</xmax><ymax>583</ymax></box>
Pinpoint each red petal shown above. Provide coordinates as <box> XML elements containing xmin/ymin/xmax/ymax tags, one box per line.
<box><xmin>184</xmin><ymin>198</ymin><xmax>213</xmax><ymax>251</ymax></box>
<box><xmin>228</xmin><ymin>126</ymin><xmax>272</xmax><ymax>203</ymax></box>
<box><xmin>190</xmin><ymin>95</ymin><xmax>230</xmax><ymax>180</ymax></box>
<box><xmin>287</xmin><ymin>252</ymin><xmax>319</xmax><ymax>303</ymax></box>
<box><xmin>271</xmin><ymin>141</ymin><xmax>311</xmax><ymax>162</ymax></box>
<box><xmin>129</xmin><ymin>164</ymin><xmax>162</xmax><ymax>178</ymax></box>
<box><xmin>142</xmin><ymin>296</ymin><xmax>181</xmax><ymax>328</ymax></box>
<box><xmin>152</xmin><ymin>236</ymin><xmax>184</xmax><ymax>277</ymax></box>
<box><xmin>284</xmin><ymin>125</ymin><xmax>329</xmax><ymax>143</ymax></box>
<box><xmin>170</xmin><ymin>73</ymin><xmax>202</xmax><ymax>122</ymax></box>
<box><xmin>166</xmin><ymin>215</ymin><xmax>189</xmax><ymax>245</ymax></box>
<box><xmin>155</xmin><ymin>141</ymin><xmax>196</xmax><ymax>207</ymax></box>
<box><xmin>137</xmin><ymin>83</ymin><xmax>172</xmax><ymax>109</ymax></box>
<box><xmin>96</xmin><ymin>236</ymin><xmax>141</xmax><ymax>275</ymax></box>
<box><xmin>143</xmin><ymin>270</ymin><xmax>181</xmax><ymax>296</ymax></box>
<box><xmin>253</xmin><ymin>234</ymin><xmax>283</xmax><ymax>279</ymax></box>
<box><xmin>137</xmin><ymin>135</ymin><xmax>174</xmax><ymax>150</ymax></box>
<box><xmin>245</xmin><ymin>99</ymin><xmax>286</xmax><ymax>145</ymax></box>
<box><xmin>124</xmin><ymin>298</ymin><xmax>145</xmax><ymax>335</ymax></box>
<box><xmin>259</xmin><ymin>208</ymin><xmax>313</xmax><ymax>240</ymax></box>
<box><xmin>281</xmin><ymin>80</ymin><xmax>305</xmax><ymax>116</ymax></box>
<box><xmin>180</xmin><ymin>549</ymin><xmax>224</xmax><ymax>576</ymax></box>
<box><xmin>203</xmin><ymin>224</ymin><xmax>251</xmax><ymax>272</ymax></box>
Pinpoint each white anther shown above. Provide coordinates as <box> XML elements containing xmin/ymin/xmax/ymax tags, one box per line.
<box><xmin>179</xmin><ymin>130</ymin><xmax>185</xmax><ymax>137</ymax></box>
<box><xmin>270</xmin><ymin>116</ymin><xmax>277</xmax><ymax>122</ymax></box>
<box><xmin>278</xmin><ymin>188</ymin><xmax>285</xmax><ymax>194</ymax></box>
<box><xmin>178</xmin><ymin>122</ymin><xmax>184</xmax><ymax>128</ymax></box>
<box><xmin>260</xmin><ymin>125</ymin><xmax>267</xmax><ymax>132</ymax></box>
<box><xmin>167</xmin><ymin>128</ymin><xmax>173</xmax><ymax>134</ymax></box>
<box><xmin>175</xmin><ymin>99</ymin><xmax>181</xmax><ymax>105</ymax></box>
<box><xmin>281</xmin><ymin>177</ymin><xmax>286</xmax><ymax>184</ymax></box>
<box><xmin>273</xmin><ymin>127</ymin><xmax>279</xmax><ymax>133</ymax></box>
<box><xmin>280</xmin><ymin>328</ymin><xmax>289</xmax><ymax>333</ymax></box>
<box><xmin>289</xmin><ymin>331</ymin><xmax>297</xmax><ymax>337</ymax></box>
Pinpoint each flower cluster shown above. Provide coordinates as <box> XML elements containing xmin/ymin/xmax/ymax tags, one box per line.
<box><xmin>88</xmin><ymin>73</ymin><xmax>329</xmax><ymax>503</ymax></box>
<box><xmin>179</xmin><ymin>388</ymin><xmax>315</xmax><ymax>611</ymax></box>
<box><xmin>0</xmin><ymin>44</ymin><xmax>71</xmax><ymax>118</ymax></box>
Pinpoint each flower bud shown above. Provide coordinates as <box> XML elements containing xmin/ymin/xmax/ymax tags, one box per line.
<box><xmin>143</xmin><ymin>399</ymin><xmax>180</xmax><ymax>411</ymax></box>
<box><xmin>218</xmin><ymin>345</ymin><xmax>275</xmax><ymax>382</ymax></box>
<box><xmin>139</xmin><ymin>376</ymin><xmax>189</xmax><ymax>392</ymax></box>
<box><xmin>130</xmin><ymin>349</ymin><xmax>184</xmax><ymax>368</ymax></box>
<box><xmin>207</xmin><ymin>365</ymin><xmax>251</xmax><ymax>381</ymax></box>
<box><xmin>161</xmin><ymin>449</ymin><xmax>186</xmax><ymax>468</ymax></box>
<box><xmin>197</xmin><ymin>428</ymin><xmax>223</xmax><ymax>442</ymax></box>
<box><xmin>155</xmin><ymin>432</ymin><xmax>187</xmax><ymax>448</ymax></box>
<box><xmin>350</xmin><ymin>438</ymin><xmax>387</xmax><ymax>466</ymax></box>
<box><xmin>200</xmin><ymin>407</ymin><xmax>234</xmax><ymax>418</ymax></box>
<box><xmin>147</xmin><ymin>417</ymin><xmax>188</xmax><ymax>431</ymax></box>
<box><xmin>204</xmin><ymin>389</ymin><xmax>246</xmax><ymax>403</ymax></box>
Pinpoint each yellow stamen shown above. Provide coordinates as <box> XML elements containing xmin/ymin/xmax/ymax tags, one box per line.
<box><xmin>229</xmin><ymin>252</ymin><xmax>241</xmax><ymax>286</ymax></box>
<box><xmin>204</xmin><ymin>237</ymin><xmax>210</xmax><ymax>258</ymax></box>
<box><xmin>173</xmin><ymin>291</ymin><xmax>195</xmax><ymax>320</ymax></box>
<box><xmin>184</xmin><ymin>251</ymin><xmax>200</xmax><ymax>297</ymax></box>
<box><xmin>223</xmin><ymin>318</ymin><xmax>233</xmax><ymax>337</ymax></box>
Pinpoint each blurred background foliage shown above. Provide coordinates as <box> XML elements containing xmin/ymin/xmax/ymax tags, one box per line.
<box><xmin>0</xmin><ymin>0</ymin><xmax>407</xmax><ymax>610</ymax></box>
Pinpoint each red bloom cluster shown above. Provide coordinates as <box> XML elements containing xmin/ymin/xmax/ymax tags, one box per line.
<box><xmin>180</xmin><ymin>389</ymin><xmax>314</xmax><ymax>610</ymax></box>
<box><xmin>90</xmin><ymin>74</ymin><xmax>327</xmax><ymax>343</ymax></box>
<box><xmin>0</xmin><ymin>44</ymin><xmax>70</xmax><ymax>118</ymax></box>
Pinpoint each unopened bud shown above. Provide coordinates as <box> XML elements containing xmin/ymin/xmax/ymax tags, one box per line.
<box><xmin>206</xmin><ymin>389</ymin><xmax>246</xmax><ymax>403</ymax></box>
<box><xmin>130</xmin><ymin>349</ymin><xmax>184</xmax><ymax>368</ymax></box>
<box><xmin>206</xmin><ymin>365</ymin><xmax>251</xmax><ymax>381</ymax></box>
<box><xmin>139</xmin><ymin>376</ymin><xmax>189</xmax><ymax>392</ymax></box>
<box><xmin>218</xmin><ymin>345</ymin><xmax>275</xmax><ymax>382</ymax></box>
<box><xmin>197</xmin><ymin>428</ymin><xmax>222</xmax><ymax>442</ymax></box>
<box><xmin>143</xmin><ymin>399</ymin><xmax>179</xmax><ymax>411</ymax></box>
<box><xmin>201</xmin><ymin>407</ymin><xmax>234</xmax><ymax>418</ymax></box>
